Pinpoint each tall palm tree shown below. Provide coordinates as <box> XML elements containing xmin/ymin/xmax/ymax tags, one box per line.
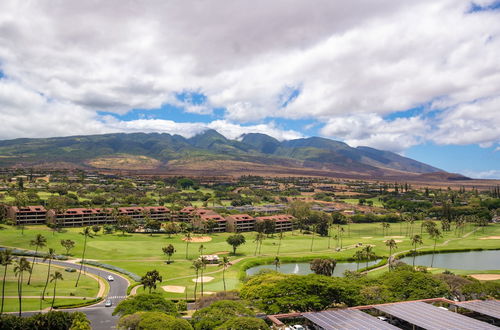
<box><xmin>199</xmin><ymin>256</ymin><xmax>207</xmax><ymax>298</ymax></box>
<box><xmin>49</xmin><ymin>271</ymin><xmax>63</xmax><ymax>310</ymax></box>
<box><xmin>276</xmin><ymin>231</ymin><xmax>284</xmax><ymax>255</ymax></box>
<box><xmin>28</xmin><ymin>234</ymin><xmax>47</xmax><ymax>285</ymax></box>
<box><xmin>362</xmin><ymin>245</ymin><xmax>376</xmax><ymax>269</ymax></box>
<box><xmin>310</xmin><ymin>224</ymin><xmax>316</xmax><ymax>252</ymax></box>
<box><xmin>410</xmin><ymin>234</ymin><xmax>423</xmax><ymax>267</ymax></box>
<box><xmin>385</xmin><ymin>239</ymin><xmax>398</xmax><ymax>271</ymax></box>
<box><xmin>429</xmin><ymin>228</ymin><xmax>442</xmax><ymax>268</ymax></box>
<box><xmin>0</xmin><ymin>249</ymin><xmax>14</xmax><ymax>314</ymax></box>
<box><xmin>14</xmin><ymin>257</ymin><xmax>31</xmax><ymax>316</ymax></box>
<box><xmin>41</xmin><ymin>248</ymin><xmax>56</xmax><ymax>300</ymax></box>
<box><xmin>191</xmin><ymin>259</ymin><xmax>203</xmax><ymax>302</ymax></box>
<box><xmin>254</xmin><ymin>232</ymin><xmax>264</xmax><ymax>256</ymax></box>
<box><xmin>76</xmin><ymin>227</ymin><xmax>93</xmax><ymax>287</ymax></box>
<box><xmin>353</xmin><ymin>250</ymin><xmax>364</xmax><ymax>271</ymax></box>
<box><xmin>273</xmin><ymin>256</ymin><xmax>280</xmax><ymax>271</ymax></box>
<box><xmin>184</xmin><ymin>231</ymin><xmax>192</xmax><ymax>259</ymax></box>
<box><xmin>218</xmin><ymin>256</ymin><xmax>231</xmax><ymax>292</ymax></box>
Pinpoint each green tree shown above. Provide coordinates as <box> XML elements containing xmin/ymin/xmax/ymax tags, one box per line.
<box><xmin>113</xmin><ymin>293</ymin><xmax>178</xmax><ymax>317</ymax></box>
<box><xmin>136</xmin><ymin>312</ymin><xmax>192</xmax><ymax>330</ymax></box>
<box><xmin>27</xmin><ymin>234</ymin><xmax>46</xmax><ymax>285</ymax></box>
<box><xmin>218</xmin><ymin>256</ymin><xmax>231</xmax><ymax>292</ymax></box>
<box><xmin>91</xmin><ymin>225</ymin><xmax>101</xmax><ymax>235</ymax></box>
<box><xmin>353</xmin><ymin>249</ymin><xmax>364</xmax><ymax>271</ymax></box>
<box><xmin>410</xmin><ymin>234</ymin><xmax>424</xmax><ymax>267</ymax></box>
<box><xmin>50</xmin><ymin>271</ymin><xmax>64</xmax><ymax>310</ymax></box>
<box><xmin>192</xmin><ymin>259</ymin><xmax>203</xmax><ymax>302</ymax></box>
<box><xmin>362</xmin><ymin>245</ymin><xmax>376</xmax><ymax>269</ymax></box>
<box><xmin>141</xmin><ymin>270</ymin><xmax>163</xmax><ymax>294</ymax></box>
<box><xmin>60</xmin><ymin>239</ymin><xmax>76</xmax><ymax>256</ymax></box>
<box><xmin>14</xmin><ymin>257</ymin><xmax>31</xmax><ymax>316</ymax></box>
<box><xmin>76</xmin><ymin>227</ymin><xmax>93</xmax><ymax>287</ymax></box>
<box><xmin>116</xmin><ymin>215</ymin><xmax>136</xmax><ymax>236</ymax></box>
<box><xmin>41</xmin><ymin>248</ymin><xmax>56</xmax><ymax>301</ymax></box>
<box><xmin>253</xmin><ymin>232</ymin><xmax>264</xmax><ymax>256</ymax></box>
<box><xmin>164</xmin><ymin>222</ymin><xmax>178</xmax><ymax>238</ymax></box>
<box><xmin>162</xmin><ymin>244</ymin><xmax>176</xmax><ymax>263</ymax></box>
<box><xmin>310</xmin><ymin>258</ymin><xmax>337</xmax><ymax>276</ymax></box>
<box><xmin>226</xmin><ymin>234</ymin><xmax>246</xmax><ymax>255</ymax></box>
<box><xmin>144</xmin><ymin>218</ymin><xmax>161</xmax><ymax>236</ymax></box>
<box><xmin>273</xmin><ymin>256</ymin><xmax>281</xmax><ymax>271</ymax></box>
<box><xmin>428</xmin><ymin>227</ymin><xmax>443</xmax><ymax>268</ymax></box>
<box><xmin>191</xmin><ymin>300</ymin><xmax>254</xmax><ymax>330</ymax></box>
<box><xmin>385</xmin><ymin>239</ymin><xmax>398</xmax><ymax>271</ymax></box>
<box><xmin>0</xmin><ymin>248</ymin><xmax>14</xmax><ymax>314</ymax></box>
<box><xmin>70</xmin><ymin>311</ymin><xmax>91</xmax><ymax>330</ymax></box>
<box><xmin>216</xmin><ymin>317</ymin><xmax>268</xmax><ymax>330</ymax></box>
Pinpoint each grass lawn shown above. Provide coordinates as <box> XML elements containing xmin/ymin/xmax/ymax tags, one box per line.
<box><xmin>0</xmin><ymin>222</ymin><xmax>499</xmax><ymax>299</ymax></box>
<box><xmin>341</xmin><ymin>197</ymin><xmax>383</xmax><ymax>207</ymax></box>
<box><xmin>1</xmin><ymin>298</ymin><xmax>93</xmax><ymax>313</ymax></box>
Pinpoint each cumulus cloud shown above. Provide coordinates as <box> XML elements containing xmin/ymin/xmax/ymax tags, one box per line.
<box><xmin>461</xmin><ymin>169</ymin><xmax>500</xmax><ymax>180</ymax></box>
<box><xmin>0</xmin><ymin>0</ymin><xmax>499</xmax><ymax>151</ymax></box>
<box><xmin>320</xmin><ymin>114</ymin><xmax>428</xmax><ymax>152</ymax></box>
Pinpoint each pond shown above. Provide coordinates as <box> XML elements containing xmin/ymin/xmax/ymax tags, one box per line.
<box><xmin>399</xmin><ymin>250</ymin><xmax>500</xmax><ymax>270</ymax></box>
<box><xmin>246</xmin><ymin>259</ymin><xmax>381</xmax><ymax>277</ymax></box>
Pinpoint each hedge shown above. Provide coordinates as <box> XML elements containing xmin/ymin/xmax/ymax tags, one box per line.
<box><xmin>82</xmin><ymin>260</ymin><xmax>141</xmax><ymax>282</ymax></box>
<box><xmin>0</xmin><ymin>246</ymin><xmax>68</xmax><ymax>260</ymax></box>
<box><xmin>54</xmin><ymin>297</ymin><xmax>103</xmax><ymax>309</ymax></box>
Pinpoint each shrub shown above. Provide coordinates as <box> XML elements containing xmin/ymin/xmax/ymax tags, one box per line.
<box><xmin>82</xmin><ymin>260</ymin><xmax>141</xmax><ymax>281</ymax></box>
<box><xmin>191</xmin><ymin>300</ymin><xmax>254</xmax><ymax>330</ymax></box>
<box><xmin>113</xmin><ymin>293</ymin><xmax>178</xmax><ymax>317</ymax></box>
<box><xmin>216</xmin><ymin>317</ymin><xmax>268</xmax><ymax>330</ymax></box>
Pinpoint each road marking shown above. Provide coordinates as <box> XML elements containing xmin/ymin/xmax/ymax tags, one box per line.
<box><xmin>107</xmin><ymin>296</ymin><xmax>127</xmax><ymax>299</ymax></box>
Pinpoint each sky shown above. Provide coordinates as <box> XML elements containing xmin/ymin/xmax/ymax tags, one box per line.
<box><xmin>0</xmin><ymin>0</ymin><xmax>499</xmax><ymax>178</ymax></box>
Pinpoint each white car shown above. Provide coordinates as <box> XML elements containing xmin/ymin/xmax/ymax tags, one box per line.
<box><xmin>107</xmin><ymin>275</ymin><xmax>114</xmax><ymax>281</ymax></box>
<box><xmin>104</xmin><ymin>299</ymin><xmax>112</xmax><ymax>307</ymax></box>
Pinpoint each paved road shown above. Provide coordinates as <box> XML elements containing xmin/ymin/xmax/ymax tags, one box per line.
<box><xmin>31</xmin><ymin>259</ymin><xmax>130</xmax><ymax>330</ymax></box>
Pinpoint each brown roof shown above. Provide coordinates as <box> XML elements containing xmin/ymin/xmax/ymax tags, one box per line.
<box><xmin>10</xmin><ymin>205</ymin><xmax>46</xmax><ymax>213</ymax></box>
<box><xmin>226</xmin><ymin>214</ymin><xmax>255</xmax><ymax>222</ymax></box>
<box><xmin>256</xmin><ymin>214</ymin><xmax>295</xmax><ymax>222</ymax></box>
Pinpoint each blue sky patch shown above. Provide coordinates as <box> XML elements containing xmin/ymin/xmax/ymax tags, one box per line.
<box><xmin>467</xmin><ymin>1</ymin><xmax>500</xmax><ymax>13</ymax></box>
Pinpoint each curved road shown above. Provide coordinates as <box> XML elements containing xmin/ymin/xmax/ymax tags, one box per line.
<box><xmin>32</xmin><ymin>259</ymin><xmax>130</xmax><ymax>330</ymax></box>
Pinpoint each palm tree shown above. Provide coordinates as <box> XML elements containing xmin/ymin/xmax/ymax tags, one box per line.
<box><xmin>254</xmin><ymin>232</ymin><xmax>264</xmax><ymax>256</ymax></box>
<box><xmin>14</xmin><ymin>257</ymin><xmax>31</xmax><ymax>316</ymax></box>
<box><xmin>49</xmin><ymin>271</ymin><xmax>63</xmax><ymax>310</ymax></box>
<box><xmin>310</xmin><ymin>224</ymin><xmax>316</xmax><ymax>252</ymax></box>
<box><xmin>191</xmin><ymin>259</ymin><xmax>203</xmax><ymax>302</ymax></box>
<box><xmin>0</xmin><ymin>249</ymin><xmax>14</xmax><ymax>314</ymax></box>
<box><xmin>353</xmin><ymin>250</ymin><xmax>364</xmax><ymax>271</ymax></box>
<box><xmin>276</xmin><ymin>231</ymin><xmax>284</xmax><ymax>255</ymax></box>
<box><xmin>273</xmin><ymin>256</ymin><xmax>280</xmax><ymax>271</ymax></box>
<box><xmin>184</xmin><ymin>231</ymin><xmax>192</xmax><ymax>259</ymax></box>
<box><xmin>76</xmin><ymin>227</ymin><xmax>93</xmax><ymax>287</ymax></box>
<box><xmin>429</xmin><ymin>228</ymin><xmax>442</xmax><ymax>268</ymax></box>
<box><xmin>218</xmin><ymin>256</ymin><xmax>231</xmax><ymax>292</ymax></box>
<box><xmin>28</xmin><ymin>234</ymin><xmax>47</xmax><ymax>285</ymax></box>
<box><xmin>199</xmin><ymin>256</ymin><xmax>207</xmax><ymax>298</ymax></box>
<box><xmin>385</xmin><ymin>239</ymin><xmax>398</xmax><ymax>271</ymax></box>
<box><xmin>362</xmin><ymin>245</ymin><xmax>376</xmax><ymax>269</ymax></box>
<box><xmin>140</xmin><ymin>270</ymin><xmax>162</xmax><ymax>293</ymax></box>
<box><xmin>41</xmin><ymin>248</ymin><xmax>56</xmax><ymax>300</ymax></box>
<box><xmin>410</xmin><ymin>234</ymin><xmax>423</xmax><ymax>267</ymax></box>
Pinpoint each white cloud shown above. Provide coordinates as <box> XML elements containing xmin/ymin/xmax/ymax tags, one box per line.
<box><xmin>461</xmin><ymin>169</ymin><xmax>500</xmax><ymax>179</ymax></box>
<box><xmin>0</xmin><ymin>0</ymin><xmax>499</xmax><ymax>152</ymax></box>
<box><xmin>320</xmin><ymin>114</ymin><xmax>428</xmax><ymax>152</ymax></box>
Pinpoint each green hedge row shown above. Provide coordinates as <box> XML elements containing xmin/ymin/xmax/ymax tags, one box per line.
<box><xmin>53</xmin><ymin>297</ymin><xmax>103</xmax><ymax>309</ymax></box>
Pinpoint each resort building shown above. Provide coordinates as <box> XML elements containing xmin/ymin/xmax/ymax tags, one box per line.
<box><xmin>192</xmin><ymin>209</ymin><xmax>227</xmax><ymax>233</ymax></box>
<box><xmin>225</xmin><ymin>214</ymin><xmax>256</xmax><ymax>232</ymax></box>
<box><xmin>46</xmin><ymin>208</ymin><xmax>114</xmax><ymax>227</ymax></box>
<box><xmin>176</xmin><ymin>206</ymin><xmax>196</xmax><ymax>222</ymax></box>
<box><xmin>6</xmin><ymin>205</ymin><xmax>47</xmax><ymax>225</ymax></box>
<box><xmin>255</xmin><ymin>214</ymin><xmax>295</xmax><ymax>232</ymax></box>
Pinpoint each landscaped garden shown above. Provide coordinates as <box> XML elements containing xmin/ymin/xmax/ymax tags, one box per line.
<box><xmin>1</xmin><ymin>221</ymin><xmax>499</xmax><ymax>301</ymax></box>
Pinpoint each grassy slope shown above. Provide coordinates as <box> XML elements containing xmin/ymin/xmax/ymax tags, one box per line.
<box><xmin>0</xmin><ymin>222</ymin><xmax>499</xmax><ymax>298</ymax></box>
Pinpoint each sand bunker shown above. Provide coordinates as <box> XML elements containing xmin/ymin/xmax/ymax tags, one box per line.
<box><xmin>182</xmin><ymin>236</ymin><xmax>212</xmax><ymax>243</ymax></box>
<box><xmin>192</xmin><ymin>276</ymin><xmax>214</xmax><ymax>283</ymax></box>
<box><xmin>361</xmin><ymin>237</ymin><xmax>373</xmax><ymax>239</ymax></box>
<box><xmin>469</xmin><ymin>274</ymin><xmax>500</xmax><ymax>281</ymax></box>
<box><xmin>386</xmin><ymin>236</ymin><xmax>404</xmax><ymax>238</ymax></box>
<box><xmin>162</xmin><ymin>285</ymin><xmax>186</xmax><ymax>293</ymax></box>
<box><xmin>479</xmin><ymin>236</ymin><xmax>500</xmax><ymax>240</ymax></box>
<box><xmin>214</xmin><ymin>251</ymin><xmax>230</xmax><ymax>255</ymax></box>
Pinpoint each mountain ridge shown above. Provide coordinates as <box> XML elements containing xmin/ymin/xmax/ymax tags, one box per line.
<box><xmin>0</xmin><ymin>130</ymin><xmax>445</xmax><ymax>178</ymax></box>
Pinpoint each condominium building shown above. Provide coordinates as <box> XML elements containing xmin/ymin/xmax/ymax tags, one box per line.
<box><xmin>192</xmin><ymin>210</ymin><xmax>227</xmax><ymax>233</ymax></box>
<box><xmin>176</xmin><ymin>206</ymin><xmax>196</xmax><ymax>222</ymax></box>
<box><xmin>225</xmin><ymin>214</ymin><xmax>256</xmax><ymax>232</ymax></box>
<box><xmin>6</xmin><ymin>205</ymin><xmax>47</xmax><ymax>225</ymax></box>
<box><xmin>255</xmin><ymin>214</ymin><xmax>295</xmax><ymax>232</ymax></box>
<box><xmin>46</xmin><ymin>208</ymin><xmax>113</xmax><ymax>227</ymax></box>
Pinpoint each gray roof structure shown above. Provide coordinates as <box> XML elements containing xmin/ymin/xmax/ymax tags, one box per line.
<box><xmin>375</xmin><ymin>301</ymin><xmax>498</xmax><ymax>330</ymax></box>
<box><xmin>455</xmin><ymin>300</ymin><xmax>500</xmax><ymax>320</ymax></box>
<box><xmin>302</xmin><ymin>309</ymin><xmax>399</xmax><ymax>330</ymax></box>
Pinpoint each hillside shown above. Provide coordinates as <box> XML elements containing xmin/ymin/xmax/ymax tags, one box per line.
<box><xmin>0</xmin><ymin>130</ymin><xmax>447</xmax><ymax>179</ymax></box>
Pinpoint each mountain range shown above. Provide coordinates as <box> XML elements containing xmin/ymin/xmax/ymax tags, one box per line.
<box><xmin>0</xmin><ymin>130</ymin><xmax>465</xmax><ymax>180</ymax></box>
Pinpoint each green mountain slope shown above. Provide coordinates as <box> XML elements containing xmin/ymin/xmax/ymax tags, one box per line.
<box><xmin>0</xmin><ymin>130</ymin><xmax>441</xmax><ymax>174</ymax></box>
